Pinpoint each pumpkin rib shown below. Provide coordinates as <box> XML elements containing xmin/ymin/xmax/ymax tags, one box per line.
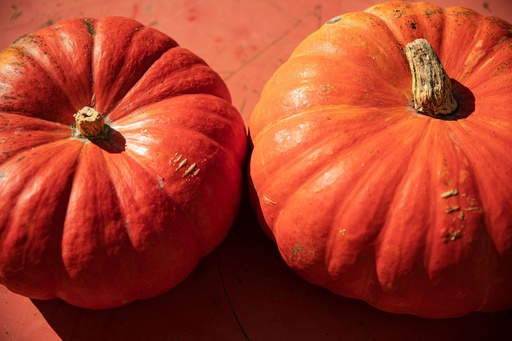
<box><xmin>123</xmin><ymin>131</ymin><xmax>238</xmax><ymax>247</ymax></box>
<box><xmin>0</xmin><ymin>43</ymin><xmax>79</xmax><ymax>123</ymax></box>
<box><xmin>422</xmin><ymin>125</ymin><xmax>483</xmax><ymax>275</ymax></box>
<box><xmin>283</xmin><ymin>15</ymin><xmax>412</xmax><ymax>105</ymax></box>
<box><xmin>0</xmin><ymin>140</ymin><xmax>82</xmax><ymax>299</ymax></box>
<box><xmin>108</xmin><ymin>146</ymin><xmax>203</xmax><ymax>247</ymax></box>
<box><xmin>107</xmin><ymin>47</ymin><xmax>231</xmax><ymax>122</ymax></box>
<box><xmin>95</xmin><ymin>147</ymin><xmax>204</xmax><ymax>263</ymax></box>
<box><xmin>57</xmin><ymin>145</ymin><xmax>175</xmax><ymax>305</ymax></box>
<box><xmin>116</xmin><ymin>100</ymin><xmax>246</xmax><ymax>193</ymax></box>
<box><xmin>267</xmin><ymin>113</ymin><xmax>430</xmax><ymax>307</ymax></box>
<box><xmin>446</xmin><ymin>125</ymin><xmax>512</xmax><ymax>254</ymax></box>
<box><xmin>249</xmin><ymin>105</ymin><xmax>415</xmax><ymax>229</ymax></box>
<box><xmin>58</xmin><ymin>142</ymin><xmax>202</xmax><ymax>301</ymax></box>
<box><xmin>463</xmin><ymin>40</ymin><xmax>512</xmax><ymax>93</ymax></box>
<box><xmin>114</xmin><ymin>94</ymin><xmax>245</xmax><ymax>150</ymax></box>
<box><xmin>352</xmin><ymin>120</ymin><xmax>431</xmax><ymax>288</ymax></box>
<box><xmin>19</xmin><ymin>20</ymin><xmax>95</xmax><ymax>115</ymax></box>
<box><xmin>119</xmin><ymin>121</ymin><xmax>244</xmax><ymax>253</ymax></box>
<box><xmin>0</xmin><ymin>113</ymin><xmax>71</xmax><ymax>165</ymax></box>
<box><xmin>365</xmin><ymin>1</ymin><xmax>447</xmax><ymax>54</ymax></box>
<box><xmin>440</xmin><ymin>8</ymin><xmax>512</xmax><ymax>82</ymax></box>
<box><xmin>448</xmin><ymin>17</ymin><xmax>511</xmax><ymax>81</ymax></box>
<box><xmin>374</xmin><ymin>117</ymin><xmax>433</xmax><ymax>271</ymax></box>
<box><xmin>439</xmin><ymin>9</ymin><xmax>483</xmax><ymax>80</ymax></box>
<box><xmin>252</xmin><ymin>106</ymin><xmax>402</xmax><ymax>207</ymax></box>
<box><xmin>120</xmin><ymin>118</ymin><xmax>230</xmax><ymax>155</ymax></box>
<box><xmin>369</xmin><ymin>120</ymin><xmax>489</xmax><ymax>315</ymax></box>
<box><xmin>92</xmin><ymin>17</ymin><xmax>179</xmax><ymax>115</ymax></box>
<box><xmin>271</xmin><ymin>108</ymin><xmax>424</xmax><ymax>253</ymax></box>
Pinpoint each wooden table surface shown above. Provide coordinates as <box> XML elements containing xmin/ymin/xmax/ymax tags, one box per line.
<box><xmin>1</xmin><ymin>0</ymin><xmax>512</xmax><ymax>340</ymax></box>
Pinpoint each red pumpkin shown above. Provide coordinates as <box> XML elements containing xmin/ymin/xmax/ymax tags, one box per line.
<box><xmin>0</xmin><ymin>17</ymin><xmax>247</xmax><ymax>309</ymax></box>
<box><xmin>248</xmin><ymin>1</ymin><xmax>512</xmax><ymax>318</ymax></box>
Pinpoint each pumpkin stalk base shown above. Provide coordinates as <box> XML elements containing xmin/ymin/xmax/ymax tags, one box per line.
<box><xmin>73</xmin><ymin>106</ymin><xmax>110</xmax><ymax>140</ymax></box>
<box><xmin>405</xmin><ymin>38</ymin><xmax>458</xmax><ymax>117</ymax></box>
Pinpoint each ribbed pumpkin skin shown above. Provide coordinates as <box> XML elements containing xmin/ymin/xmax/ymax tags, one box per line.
<box><xmin>248</xmin><ymin>1</ymin><xmax>512</xmax><ymax>318</ymax></box>
<box><xmin>0</xmin><ymin>17</ymin><xmax>247</xmax><ymax>309</ymax></box>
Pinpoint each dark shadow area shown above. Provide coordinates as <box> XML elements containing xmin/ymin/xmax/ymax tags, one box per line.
<box><xmin>30</xmin><ymin>193</ymin><xmax>512</xmax><ymax>341</ymax></box>
<box><xmin>435</xmin><ymin>79</ymin><xmax>476</xmax><ymax>121</ymax></box>
<box><xmin>90</xmin><ymin>126</ymin><xmax>126</xmax><ymax>153</ymax></box>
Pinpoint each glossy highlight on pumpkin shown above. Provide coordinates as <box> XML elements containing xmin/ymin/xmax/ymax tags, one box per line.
<box><xmin>248</xmin><ymin>1</ymin><xmax>512</xmax><ymax>318</ymax></box>
<box><xmin>0</xmin><ymin>17</ymin><xmax>247</xmax><ymax>309</ymax></box>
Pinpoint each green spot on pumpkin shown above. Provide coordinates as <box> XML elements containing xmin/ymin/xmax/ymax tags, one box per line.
<box><xmin>83</xmin><ymin>19</ymin><xmax>96</xmax><ymax>36</ymax></box>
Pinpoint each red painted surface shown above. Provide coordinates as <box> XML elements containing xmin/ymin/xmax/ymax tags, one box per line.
<box><xmin>1</xmin><ymin>0</ymin><xmax>512</xmax><ymax>340</ymax></box>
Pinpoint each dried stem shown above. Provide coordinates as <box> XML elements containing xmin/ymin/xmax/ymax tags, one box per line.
<box><xmin>74</xmin><ymin>106</ymin><xmax>105</xmax><ymax>138</ymax></box>
<box><xmin>405</xmin><ymin>38</ymin><xmax>457</xmax><ymax>116</ymax></box>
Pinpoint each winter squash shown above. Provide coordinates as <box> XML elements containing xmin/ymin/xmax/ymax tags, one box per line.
<box><xmin>248</xmin><ymin>1</ymin><xmax>512</xmax><ymax>318</ymax></box>
<box><xmin>0</xmin><ymin>17</ymin><xmax>247</xmax><ymax>309</ymax></box>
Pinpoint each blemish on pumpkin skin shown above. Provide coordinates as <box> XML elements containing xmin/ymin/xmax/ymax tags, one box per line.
<box><xmin>176</xmin><ymin>158</ymin><xmax>187</xmax><ymax>171</ymax></box>
<box><xmin>442</xmin><ymin>229</ymin><xmax>463</xmax><ymax>243</ymax></box>
<box><xmin>289</xmin><ymin>243</ymin><xmax>303</xmax><ymax>261</ymax></box>
<box><xmin>83</xmin><ymin>19</ymin><xmax>96</xmax><ymax>36</ymax></box>
<box><xmin>262</xmin><ymin>195</ymin><xmax>277</xmax><ymax>205</ymax></box>
<box><xmin>493</xmin><ymin>62</ymin><xmax>510</xmax><ymax>76</ymax></box>
<box><xmin>393</xmin><ymin>8</ymin><xmax>403</xmax><ymax>18</ymax></box>
<box><xmin>319</xmin><ymin>84</ymin><xmax>334</xmax><ymax>94</ymax></box>
<box><xmin>156</xmin><ymin>175</ymin><xmax>164</xmax><ymax>189</ymax></box>
<box><xmin>445</xmin><ymin>206</ymin><xmax>460</xmax><ymax>214</ymax></box>
<box><xmin>170</xmin><ymin>153</ymin><xmax>201</xmax><ymax>178</ymax></box>
<box><xmin>440</xmin><ymin>189</ymin><xmax>458</xmax><ymax>198</ymax></box>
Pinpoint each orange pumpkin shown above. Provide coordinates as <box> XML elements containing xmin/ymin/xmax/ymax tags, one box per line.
<box><xmin>248</xmin><ymin>1</ymin><xmax>512</xmax><ymax>318</ymax></box>
<box><xmin>0</xmin><ymin>17</ymin><xmax>247</xmax><ymax>309</ymax></box>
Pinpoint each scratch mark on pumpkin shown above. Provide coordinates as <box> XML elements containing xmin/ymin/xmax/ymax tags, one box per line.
<box><xmin>170</xmin><ymin>152</ymin><xmax>182</xmax><ymax>164</ymax></box>
<box><xmin>171</xmin><ymin>153</ymin><xmax>201</xmax><ymax>178</ymax></box>
<box><xmin>262</xmin><ymin>195</ymin><xmax>277</xmax><ymax>205</ymax></box>
<box><xmin>176</xmin><ymin>158</ymin><xmax>187</xmax><ymax>170</ymax></box>
<box><xmin>183</xmin><ymin>163</ymin><xmax>197</xmax><ymax>177</ymax></box>
<box><xmin>440</xmin><ymin>189</ymin><xmax>458</xmax><ymax>198</ymax></box>
<box><xmin>445</xmin><ymin>206</ymin><xmax>460</xmax><ymax>213</ymax></box>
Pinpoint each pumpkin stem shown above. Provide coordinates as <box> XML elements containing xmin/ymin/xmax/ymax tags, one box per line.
<box><xmin>405</xmin><ymin>38</ymin><xmax>457</xmax><ymax>116</ymax></box>
<box><xmin>73</xmin><ymin>106</ymin><xmax>106</xmax><ymax>138</ymax></box>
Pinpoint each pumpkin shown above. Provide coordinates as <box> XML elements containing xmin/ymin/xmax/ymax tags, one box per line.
<box><xmin>248</xmin><ymin>1</ymin><xmax>512</xmax><ymax>318</ymax></box>
<box><xmin>0</xmin><ymin>17</ymin><xmax>247</xmax><ymax>309</ymax></box>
